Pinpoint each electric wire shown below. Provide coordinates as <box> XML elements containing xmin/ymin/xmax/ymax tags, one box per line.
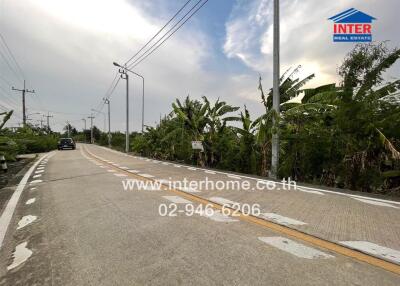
<box><xmin>129</xmin><ymin>0</ymin><xmax>209</xmax><ymax>69</ymax></box>
<box><xmin>124</xmin><ymin>0</ymin><xmax>193</xmax><ymax>66</ymax></box>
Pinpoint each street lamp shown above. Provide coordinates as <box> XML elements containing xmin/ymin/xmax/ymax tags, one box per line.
<box><xmin>113</xmin><ymin>62</ymin><xmax>145</xmax><ymax>133</ymax></box>
<box><xmin>113</xmin><ymin>62</ymin><xmax>130</xmax><ymax>153</ymax></box>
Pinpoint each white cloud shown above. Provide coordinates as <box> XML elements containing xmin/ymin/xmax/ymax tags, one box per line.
<box><xmin>224</xmin><ymin>0</ymin><xmax>400</xmax><ymax>89</ymax></box>
<box><xmin>0</xmin><ymin>0</ymin><xmax>213</xmax><ymax>131</ymax></box>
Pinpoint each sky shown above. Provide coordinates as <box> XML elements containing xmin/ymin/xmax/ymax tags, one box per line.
<box><xmin>0</xmin><ymin>0</ymin><xmax>399</xmax><ymax>132</ymax></box>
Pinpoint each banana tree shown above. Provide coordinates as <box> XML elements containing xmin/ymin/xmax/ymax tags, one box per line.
<box><xmin>172</xmin><ymin>96</ymin><xmax>209</xmax><ymax>166</ymax></box>
<box><xmin>202</xmin><ymin>96</ymin><xmax>239</xmax><ymax>166</ymax></box>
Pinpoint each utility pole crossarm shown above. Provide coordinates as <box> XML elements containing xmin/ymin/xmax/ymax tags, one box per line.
<box><xmin>11</xmin><ymin>80</ymin><xmax>35</xmax><ymax>126</ymax></box>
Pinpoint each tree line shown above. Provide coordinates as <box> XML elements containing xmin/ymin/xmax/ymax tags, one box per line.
<box><xmin>129</xmin><ymin>43</ymin><xmax>400</xmax><ymax>194</ymax></box>
<box><xmin>3</xmin><ymin>42</ymin><xmax>397</xmax><ymax>194</ymax></box>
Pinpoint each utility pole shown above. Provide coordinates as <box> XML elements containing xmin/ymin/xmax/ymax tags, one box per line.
<box><xmin>11</xmin><ymin>80</ymin><xmax>35</xmax><ymax>126</ymax></box>
<box><xmin>82</xmin><ymin>118</ymin><xmax>86</xmax><ymax>130</ymax></box>
<box><xmin>39</xmin><ymin>117</ymin><xmax>44</xmax><ymax>129</ymax></box>
<box><xmin>113</xmin><ymin>62</ymin><xmax>146</xmax><ymax>151</ymax></box>
<box><xmin>124</xmin><ymin>70</ymin><xmax>129</xmax><ymax>153</ymax></box>
<box><xmin>271</xmin><ymin>0</ymin><xmax>280</xmax><ymax>179</ymax></box>
<box><xmin>116</xmin><ymin>67</ymin><xmax>130</xmax><ymax>153</ymax></box>
<box><xmin>103</xmin><ymin>98</ymin><xmax>111</xmax><ymax>147</ymax></box>
<box><xmin>82</xmin><ymin>118</ymin><xmax>87</xmax><ymax>143</ymax></box>
<box><xmin>66</xmin><ymin>121</ymin><xmax>70</xmax><ymax>137</ymax></box>
<box><xmin>88</xmin><ymin>114</ymin><xmax>95</xmax><ymax>144</ymax></box>
<box><xmin>113</xmin><ymin>62</ymin><xmax>145</xmax><ymax>133</ymax></box>
<box><xmin>44</xmin><ymin>112</ymin><xmax>53</xmax><ymax>131</ymax></box>
<box><xmin>141</xmin><ymin>75</ymin><xmax>144</xmax><ymax>133</ymax></box>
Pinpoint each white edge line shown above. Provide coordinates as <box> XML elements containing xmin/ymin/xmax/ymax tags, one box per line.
<box><xmin>0</xmin><ymin>152</ymin><xmax>53</xmax><ymax>249</ymax></box>
<box><xmin>88</xmin><ymin>145</ymin><xmax>400</xmax><ymax>205</ymax></box>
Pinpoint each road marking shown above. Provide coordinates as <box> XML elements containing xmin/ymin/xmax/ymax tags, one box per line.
<box><xmin>29</xmin><ymin>179</ymin><xmax>42</xmax><ymax>185</ymax></box>
<box><xmin>7</xmin><ymin>242</ymin><xmax>33</xmax><ymax>270</ymax></box>
<box><xmin>200</xmin><ymin>210</ymin><xmax>238</xmax><ymax>222</ymax></box>
<box><xmin>35</xmin><ymin>170</ymin><xmax>44</xmax><ymax>174</ymax></box>
<box><xmin>187</xmin><ymin>167</ymin><xmax>197</xmax><ymax>171</ymax></box>
<box><xmin>173</xmin><ymin>164</ymin><xmax>181</xmax><ymax>168</ymax></box>
<box><xmin>227</xmin><ymin>174</ymin><xmax>242</xmax><ymax>179</ymax></box>
<box><xmin>107</xmin><ymin>170</ymin><xmax>117</xmax><ymax>173</ymax></box>
<box><xmin>26</xmin><ymin>198</ymin><xmax>36</xmax><ymax>205</ymax></box>
<box><xmin>163</xmin><ymin>196</ymin><xmax>192</xmax><ymax>204</ymax></box>
<box><xmin>32</xmin><ymin>174</ymin><xmax>42</xmax><ymax>179</ymax></box>
<box><xmin>340</xmin><ymin>241</ymin><xmax>400</xmax><ymax>264</ymax></box>
<box><xmin>296</xmin><ymin>188</ymin><xmax>324</xmax><ymax>195</ymax></box>
<box><xmin>83</xmin><ymin>145</ymin><xmax>400</xmax><ymax>274</ymax></box>
<box><xmin>30</xmin><ymin>188</ymin><xmax>37</xmax><ymax>191</ymax></box>
<box><xmin>114</xmin><ymin>173</ymin><xmax>128</xmax><ymax>177</ymax></box>
<box><xmin>0</xmin><ymin>152</ymin><xmax>50</xmax><ymax>250</ymax></box>
<box><xmin>17</xmin><ymin>215</ymin><xmax>37</xmax><ymax>230</ymax></box>
<box><xmin>127</xmin><ymin>169</ymin><xmax>139</xmax><ymax>173</ymax></box>
<box><xmin>353</xmin><ymin>198</ymin><xmax>399</xmax><ymax>209</ymax></box>
<box><xmin>138</xmin><ymin>173</ymin><xmax>154</xmax><ymax>178</ymax></box>
<box><xmin>260</xmin><ymin>213</ymin><xmax>307</xmax><ymax>226</ymax></box>
<box><xmin>180</xmin><ymin>187</ymin><xmax>201</xmax><ymax>193</ymax></box>
<box><xmin>99</xmin><ymin>142</ymin><xmax>400</xmax><ymax>206</ymax></box>
<box><xmin>209</xmin><ymin>197</ymin><xmax>238</xmax><ymax>207</ymax></box>
<box><xmin>37</xmin><ymin>167</ymin><xmax>44</xmax><ymax>170</ymax></box>
<box><xmin>259</xmin><ymin>237</ymin><xmax>334</xmax><ymax>259</ymax></box>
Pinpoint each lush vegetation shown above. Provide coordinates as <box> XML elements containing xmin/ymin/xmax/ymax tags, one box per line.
<box><xmin>3</xmin><ymin>43</ymin><xmax>398</xmax><ymax>194</ymax></box>
<box><xmin>128</xmin><ymin>43</ymin><xmax>400</xmax><ymax>194</ymax></box>
<box><xmin>0</xmin><ymin>112</ymin><xmax>59</xmax><ymax>160</ymax></box>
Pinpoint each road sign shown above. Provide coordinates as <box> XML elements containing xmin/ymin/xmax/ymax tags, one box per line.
<box><xmin>191</xmin><ymin>141</ymin><xmax>204</xmax><ymax>151</ymax></box>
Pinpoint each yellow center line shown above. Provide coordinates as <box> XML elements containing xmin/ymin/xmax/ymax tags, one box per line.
<box><xmin>82</xmin><ymin>145</ymin><xmax>400</xmax><ymax>275</ymax></box>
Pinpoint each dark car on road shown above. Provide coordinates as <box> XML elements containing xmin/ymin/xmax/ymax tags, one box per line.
<box><xmin>58</xmin><ymin>138</ymin><xmax>76</xmax><ymax>150</ymax></box>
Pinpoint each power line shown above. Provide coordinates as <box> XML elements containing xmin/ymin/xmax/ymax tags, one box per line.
<box><xmin>0</xmin><ymin>84</ymin><xmax>20</xmax><ymax>107</ymax></box>
<box><xmin>129</xmin><ymin>0</ymin><xmax>209</xmax><ymax>69</ymax></box>
<box><xmin>0</xmin><ymin>32</ymin><xmax>25</xmax><ymax>80</ymax></box>
<box><xmin>0</xmin><ymin>74</ymin><xmax>13</xmax><ymax>87</ymax></box>
<box><xmin>124</xmin><ymin>0</ymin><xmax>193</xmax><ymax>66</ymax></box>
<box><xmin>127</xmin><ymin>0</ymin><xmax>208</xmax><ymax>69</ymax></box>
<box><xmin>0</xmin><ymin>48</ymin><xmax>22</xmax><ymax>84</ymax></box>
<box><xmin>93</xmin><ymin>71</ymin><xmax>121</xmax><ymax>113</ymax></box>
<box><xmin>91</xmin><ymin>1</ymin><xmax>196</xmax><ymax>118</ymax></box>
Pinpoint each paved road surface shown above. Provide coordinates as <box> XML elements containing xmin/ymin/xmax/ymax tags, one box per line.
<box><xmin>0</xmin><ymin>144</ymin><xmax>399</xmax><ymax>285</ymax></box>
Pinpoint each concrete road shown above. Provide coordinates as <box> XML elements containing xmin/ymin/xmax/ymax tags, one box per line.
<box><xmin>0</xmin><ymin>144</ymin><xmax>399</xmax><ymax>285</ymax></box>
